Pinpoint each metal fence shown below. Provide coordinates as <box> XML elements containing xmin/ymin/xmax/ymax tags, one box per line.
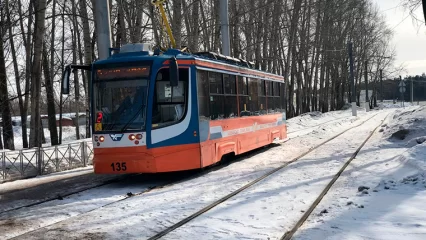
<box><xmin>0</xmin><ymin>141</ymin><xmax>93</xmax><ymax>183</ymax></box>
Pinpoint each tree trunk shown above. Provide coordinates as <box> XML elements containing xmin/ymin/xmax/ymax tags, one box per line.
<box><xmin>47</xmin><ymin>0</ymin><xmax>59</xmax><ymax>145</ymax></box>
<box><xmin>0</xmin><ymin>19</ymin><xmax>15</xmax><ymax>150</ymax></box>
<box><xmin>261</xmin><ymin>0</ymin><xmax>269</xmax><ymax>71</ymax></box>
<box><xmin>172</xmin><ymin>0</ymin><xmax>182</xmax><ymax>48</ymax></box>
<box><xmin>149</xmin><ymin>3</ymin><xmax>161</xmax><ymax>48</ymax></box>
<box><xmin>17</xmin><ymin>0</ymin><xmax>32</xmax><ymax>148</ymax></box>
<box><xmin>6</xmin><ymin>0</ymin><xmax>24</xmax><ymax>148</ymax></box>
<box><xmin>115</xmin><ymin>2</ymin><xmax>127</xmax><ymax>47</ymax></box>
<box><xmin>59</xmin><ymin>0</ymin><xmax>66</xmax><ymax>144</ymax></box>
<box><xmin>42</xmin><ymin>42</ymin><xmax>59</xmax><ymax>146</ymax></box>
<box><xmin>29</xmin><ymin>0</ymin><xmax>47</xmax><ymax>148</ymax></box>
<box><xmin>199</xmin><ymin>2</ymin><xmax>211</xmax><ymax>51</ymax></box>
<box><xmin>285</xmin><ymin>0</ymin><xmax>302</xmax><ymax>117</ymax></box>
<box><xmin>133</xmin><ymin>0</ymin><xmax>143</xmax><ymax>43</ymax></box>
<box><xmin>212</xmin><ymin>0</ymin><xmax>220</xmax><ymax>51</ymax></box>
<box><xmin>79</xmin><ymin>0</ymin><xmax>92</xmax><ymax>138</ymax></box>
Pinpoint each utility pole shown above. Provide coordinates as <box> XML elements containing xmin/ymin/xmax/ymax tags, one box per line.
<box><xmin>364</xmin><ymin>60</ymin><xmax>369</xmax><ymax>112</ymax></box>
<box><xmin>90</xmin><ymin>0</ymin><xmax>112</xmax><ymax>139</ymax></box>
<box><xmin>399</xmin><ymin>75</ymin><xmax>404</xmax><ymax>107</ymax></box>
<box><xmin>94</xmin><ymin>0</ymin><xmax>112</xmax><ymax>60</ymax></box>
<box><xmin>219</xmin><ymin>0</ymin><xmax>230</xmax><ymax>56</ymax></box>
<box><xmin>348</xmin><ymin>42</ymin><xmax>357</xmax><ymax>116</ymax></box>
<box><xmin>380</xmin><ymin>69</ymin><xmax>383</xmax><ymax>103</ymax></box>
<box><xmin>411</xmin><ymin>77</ymin><xmax>414</xmax><ymax>104</ymax></box>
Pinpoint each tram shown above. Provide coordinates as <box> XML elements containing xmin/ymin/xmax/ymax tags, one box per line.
<box><xmin>61</xmin><ymin>0</ymin><xmax>286</xmax><ymax>174</ymax></box>
<box><xmin>62</xmin><ymin>44</ymin><xmax>287</xmax><ymax>173</ymax></box>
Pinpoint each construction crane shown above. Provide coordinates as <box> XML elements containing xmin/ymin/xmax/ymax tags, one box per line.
<box><xmin>152</xmin><ymin>0</ymin><xmax>176</xmax><ymax>50</ymax></box>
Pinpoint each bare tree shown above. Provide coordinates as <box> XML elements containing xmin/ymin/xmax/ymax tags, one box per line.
<box><xmin>29</xmin><ymin>0</ymin><xmax>47</xmax><ymax>148</ymax></box>
<box><xmin>44</xmin><ymin>0</ymin><xmax>59</xmax><ymax>146</ymax></box>
<box><xmin>5</xmin><ymin>0</ymin><xmax>20</xmax><ymax>149</ymax></box>
<box><xmin>0</xmin><ymin>0</ymin><xmax>400</xmax><ymax>152</ymax></box>
<box><xmin>172</xmin><ymin>0</ymin><xmax>183</xmax><ymax>48</ymax></box>
<box><xmin>79</xmin><ymin>0</ymin><xmax>93</xmax><ymax>138</ymax></box>
<box><xmin>0</xmin><ymin>2</ymin><xmax>15</xmax><ymax>150</ymax></box>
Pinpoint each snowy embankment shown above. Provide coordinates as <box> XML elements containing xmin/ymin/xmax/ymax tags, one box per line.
<box><xmin>294</xmin><ymin>106</ymin><xmax>426</xmax><ymax>240</ymax></box>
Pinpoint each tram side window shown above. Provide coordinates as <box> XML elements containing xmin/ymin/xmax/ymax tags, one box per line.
<box><xmin>266</xmin><ymin>81</ymin><xmax>274</xmax><ymax>113</ymax></box>
<box><xmin>273</xmin><ymin>82</ymin><xmax>282</xmax><ymax>112</ymax></box>
<box><xmin>248</xmin><ymin>78</ymin><xmax>259</xmax><ymax>115</ymax></box>
<box><xmin>152</xmin><ymin>68</ymin><xmax>188</xmax><ymax>128</ymax></box>
<box><xmin>210</xmin><ymin>95</ymin><xmax>225</xmax><ymax>120</ymax></box>
<box><xmin>224</xmin><ymin>74</ymin><xmax>238</xmax><ymax>118</ymax></box>
<box><xmin>280</xmin><ymin>83</ymin><xmax>285</xmax><ymax>112</ymax></box>
<box><xmin>238</xmin><ymin>77</ymin><xmax>248</xmax><ymax>95</ymax></box>
<box><xmin>209</xmin><ymin>72</ymin><xmax>223</xmax><ymax>94</ymax></box>
<box><xmin>196</xmin><ymin>70</ymin><xmax>284</xmax><ymax>120</ymax></box>
<box><xmin>238</xmin><ymin>77</ymin><xmax>249</xmax><ymax>116</ymax></box>
<box><xmin>209</xmin><ymin>72</ymin><xmax>224</xmax><ymax>120</ymax></box>
<box><xmin>197</xmin><ymin>70</ymin><xmax>210</xmax><ymax>120</ymax></box>
<box><xmin>224</xmin><ymin>74</ymin><xmax>236</xmax><ymax>94</ymax></box>
<box><xmin>258</xmin><ymin>80</ymin><xmax>267</xmax><ymax>115</ymax></box>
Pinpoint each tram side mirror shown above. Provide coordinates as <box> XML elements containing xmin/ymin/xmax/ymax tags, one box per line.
<box><xmin>169</xmin><ymin>57</ymin><xmax>179</xmax><ymax>87</ymax></box>
<box><xmin>61</xmin><ymin>65</ymin><xmax>71</xmax><ymax>95</ymax></box>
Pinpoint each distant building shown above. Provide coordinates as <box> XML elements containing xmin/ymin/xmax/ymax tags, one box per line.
<box><xmin>40</xmin><ymin>115</ymin><xmax>74</xmax><ymax>127</ymax></box>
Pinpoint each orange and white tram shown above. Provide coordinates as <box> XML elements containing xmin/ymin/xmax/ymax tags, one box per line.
<box><xmin>62</xmin><ymin>44</ymin><xmax>287</xmax><ymax>173</ymax></box>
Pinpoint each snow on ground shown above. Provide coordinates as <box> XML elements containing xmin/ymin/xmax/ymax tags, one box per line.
<box><xmin>161</xmin><ymin>112</ymin><xmax>390</xmax><ymax>239</ymax></box>
<box><xmin>0</xmin><ymin>167</ymin><xmax>93</xmax><ymax>195</ymax></box>
<box><xmin>378</xmin><ymin>100</ymin><xmax>416</xmax><ymax>109</ymax></box>
<box><xmin>3</xmin><ymin>104</ymin><xmax>423</xmax><ymax>240</ymax></box>
<box><xmin>294</xmin><ymin>106</ymin><xmax>426</xmax><ymax>240</ymax></box>
<box><xmin>9</xmin><ymin>126</ymin><xmax>89</xmax><ymax>150</ymax></box>
<box><xmin>0</xmin><ymin>180</ymin><xmax>164</xmax><ymax>240</ymax></box>
<box><xmin>1</xmin><ymin>108</ymin><xmax>388</xmax><ymax>239</ymax></box>
<box><xmin>284</xmin><ymin>107</ymin><xmax>371</xmax><ymax>140</ymax></box>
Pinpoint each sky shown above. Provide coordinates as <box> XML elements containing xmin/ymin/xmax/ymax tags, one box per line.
<box><xmin>375</xmin><ymin>0</ymin><xmax>426</xmax><ymax>77</ymax></box>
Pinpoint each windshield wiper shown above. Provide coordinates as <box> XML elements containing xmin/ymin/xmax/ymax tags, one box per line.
<box><xmin>120</xmin><ymin>105</ymin><xmax>145</xmax><ymax>132</ymax></box>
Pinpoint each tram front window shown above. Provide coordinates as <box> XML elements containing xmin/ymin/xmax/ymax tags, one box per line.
<box><xmin>94</xmin><ymin>66</ymin><xmax>150</xmax><ymax>132</ymax></box>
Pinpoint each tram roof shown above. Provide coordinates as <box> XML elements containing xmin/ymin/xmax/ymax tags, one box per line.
<box><xmin>93</xmin><ymin>48</ymin><xmax>284</xmax><ymax>82</ymax></box>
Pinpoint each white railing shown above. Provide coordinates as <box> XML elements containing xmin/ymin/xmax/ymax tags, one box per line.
<box><xmin>0</xmin><ymin>140</ymin><xmax>93</xmax><ymax>183</ymax></box>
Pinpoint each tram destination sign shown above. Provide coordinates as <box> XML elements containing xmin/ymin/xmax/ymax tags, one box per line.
<box><xmin>96</xmin><ymin>66</ymin><xmax>150</xmax><ymax>80</ymax></box>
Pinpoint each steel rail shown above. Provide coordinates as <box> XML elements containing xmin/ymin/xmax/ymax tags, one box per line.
<box><xmin>281</xmin><ymin>113</ymin><xmax>389</xmax><ymax>240</ymax></box>
<box><xmin>147</xmin><ymin>113</ymin><xmax>381</xmax><ymax>240</ymax></box>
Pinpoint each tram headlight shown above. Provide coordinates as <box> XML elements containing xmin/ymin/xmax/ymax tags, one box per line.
<box><xmin>129</xmin><ymin>134</ymin><xmax>136</xmax><ymax>141</ymax></box>
<box><xmin>99</xmin><ymin>136</ymin><xmax>105</xmax><ymax>142</ymax></box>
<box><xmin>136</xmin><ymin>134</ymin><xmax>142</xmax><ymax>140</ymax></box>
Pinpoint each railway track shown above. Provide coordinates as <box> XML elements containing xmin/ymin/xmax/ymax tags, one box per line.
<box><xmin>146</xmin><ymin>112</ymin><xmax>386</xmax><ymax>240</ymax></box>
<box><xmin>2</xmin><ymin>112</ymin><xmax>382</xmax><ymax>240</ymax></box>
<box><xmin>1</xmin><ymin>147</ymin><xmax>277</xmax><ymax>240</ymax></box>
<box><xmin>0</xmin><ymin>112</ymin><xmax>352</xmax><ymax>216</ymax></box>
<box><xmin>2</xmin><ymin>175</ymin><xmax>177</xmax><ymax>240</ymax></box>
<box><xmin>0</xmin><ymin>175</ymin><xmax>128</xmax><ymax>215</ymax></box>
<box><xmin>280</xmin><ymin>113</ymin><xmax>389</xmax><ymax>240</ymax></box>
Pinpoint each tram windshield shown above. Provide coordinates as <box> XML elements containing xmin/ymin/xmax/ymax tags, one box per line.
<box><xmin>93</xmin><ymin>66</ymin><xmax>150</xmax><ymax>132</ymax></box>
